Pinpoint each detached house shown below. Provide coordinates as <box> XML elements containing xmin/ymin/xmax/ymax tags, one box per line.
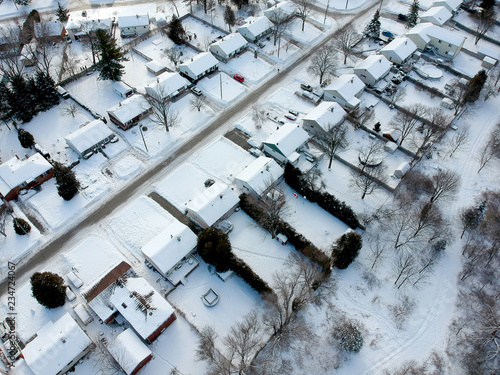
<box><xmin>0</xmin><ymin>153</ymin><xmax>53</xmax><ymax>203</ymax></box>
<box><xmin>406</xmin><ymin>22</ymin><xmax>466</xmax><ymax>59</ymax></box>
<box><xmin>238</xmin><ymin>16</ymin><xmax>273</xmax><ymax>43</ymax></box>
<box><xmin>145</xmin><ymin>72</ymin><xmax>190</xmax><ymax>103</ymax></box>
<box><xmin>65</xmin><ymin>120</ymin><xmax>116</xmax><ymax>159</ymax></box>
<box><xmin>353</xmin><ymin>54</ymin><xmax>391</xmax><ymax>86</ymax></box>
<box><xmin>178</xmin><ymin>52</ymin><xmax>219</xmax><ymax>81</ymax></box>
<box><xmin>210</xmin><ymin>33</ymin><xmax>248</xmax><ymax>62</ymax></box>
<box><xmin>34</xmin><ymin>21</ymin><xmax>66</xmax><ymax>42</ymax></box>
<box><xmin>118</xmin><ymin>14</ymin><xmax>150</xmax><ymax>37</ymax></box>
<box><xmin>302</xmin><ymin>101</ymin><xmax>347</xmax><ymax>136</ymax></box>
<box><xmin>264</xmin><ymin>1</ymin><xmax>298</xmax><ymax>23</ymax></box>
<box><xmin>432</xmin><ymin>0</ymin><xmax>462</xmax><ymax>13</ymax></box>
<box><xmin>420</xmin><ymin>6</ymin><xmax>453</xmax><ymax>26</ymax></box>
<box><xmin>108</xmin><ymin>329</ymin><xmax>152</xmax><ymax>375</ymax></box>
<box><xmin>380</xmin><ymin>37</ymin><xmax>418</xmax><ymax>65</ymax></box>
<box><xmin>107</xmin><ymin>94</ymin><xmax>152</xmax><ymax>130</ymax></box>
<box><xmin>235</xmin><ymin>156</ymin><xmax>284</xmax><ymax>198</ymax></box>
<box><xmin>65</xmin><ymin>17</ymin><xmax>112</xmax><ymax>41</ymax></box>
<box><xmin>263</xmin><ymin>123</ymin><xmax>309</xmax><ymax>164</ymax></box>
<box><xmin>323</xmin><ymin>74</ymin><xmax>365</xmax><ymax>109</ymax></box>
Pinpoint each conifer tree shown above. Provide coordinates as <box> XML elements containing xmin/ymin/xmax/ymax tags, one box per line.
<box><xmin>55</xmin><ymin>2</ymin><xmax>69</xmax><ymax>23</ymax></box>
<box><xmin>9</xmin><ymin>76</ymin><xmax>37</xmax><ymax>123</ymax></box>
<box><xmin>365</xmin><ymin>10</ymin><xmax>381</xmax><ymax>38</ymax></box>
<box><xmin>30</xmin><ymin>272</ymin><xmax>66</xmax><ymax>308</ymax></box>
<box><xmin>54</xmin><ymin>162</ymin><xmax>80</xmax><ymax>200</ymax></box>
<box><xmin>406</xmin><ymin>0</ymin><xmax>419</xmax><ymax>29</ymax></box>
<box><xmin>13</xmin><ymin>218</ymin><xmax>31</xmax><ymax>235</ymax></box>
<box><xmin>95</xmin><ymin>30</ymin><xmax>127</xmax><ymax>81</ymax></box>
<box><xmin>18</xmin><ymin>128</ymin><xmax>35</xmax><ymax>148</ymax></box>
<box><xmin>224</xmin><ymin>6</ymin><xmax>236</xmax><ymax>32</ymax></box>
<box><xmin>35</xmin><ymin>71</ymin><xmax>60</xmax><ymax>111</ymax></box>
<box><xmin>332</xmin><ymin>232</ymin><xmax>362</xmax><ymax>269</ymax></box>
<box><xmin>167</xmin><ymin>15</ymin><xmax>186</xmax><ymax>45</ymax></box>
<box><xmin>465</xmin><ymin>70</ymin><xmax>487</xmax><ymax>103</ymax></box>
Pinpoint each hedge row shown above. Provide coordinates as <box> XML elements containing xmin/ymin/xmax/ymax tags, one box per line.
<box><xmin>239</xmin><ymin>193</ymin><xmax>332</xmax><ymax>276</ymax></box>
<box><xmin>231</xmin><ymin>257</ymin><xmax>273</xmax><ymax>295</ymax></box>
<box><xmin>284</xmin><ymin>163</ymin><xmax>360</xmax><ymax>229</ymax></box>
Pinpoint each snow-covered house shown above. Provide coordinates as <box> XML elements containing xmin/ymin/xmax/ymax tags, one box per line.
<box><xmin>65</xmin><ymin>119</ymin><xmax>116</xmax><ymax>159</ymax></box>
<box><xmin>22</xmin><ymin>313</ymin><xmax>93</xmax><ymax>375</ymax></box>
<box><xmin>420</xmin><ymin>6</ymin><xmax>453</xmax><ymax>26</ymax></box>
<box><xmin>65</xmin><ymin>17</ymin><xmax>112</xmax><ymax>41</ymax></box>
<box><xmin>113</xmin><ymin>81</ymin><xmax>134</xmax><ymax>99</ymax></box>
<box><xmin>238</xmin><ymin>16</ymin><xmax>273</xmax><ymax>43</ymax></box>
<box><xmin>264</xmin><ymin>1</ymin><xmax>298</xmax><ymax>23</ymax></box>
<box><xmin>141</xmin><ymin>219</ymin><xmax>199</xmax><ymax>285</ymax></box>
<box><xmin>178</xmin><ymin>52</ymin><xmax>219</xmax><ymax>81</ymax></box>
<box><xmin>0</xmin><ymin>153</ymin><xmax>53</xmax><ymax>202</ymax></box>
<box><xmin>210</xmin><ymin>33</ymin><xmax>248</xmax><ymax>62</ymax></box>
<box><xmin>146</xmin><ymin>60</ymin><xmax>168</xmax><ymax>76</ymax></box>
<box><xmin>262</xmin><ymin>123</ymin><xmax>309</xmax><ymax>164</ymax></box>
<box><xmin>432</xmin><ymin>0</ymin><xmax>462</xmax><ymax>13</ymax></box>
<box><xmin>406</xmin><ymin>23</ymin><xmax>466</xmax><ymax>59</ymax></box>
<box><xmin>323</xmin><ymin>74</ymin><xmax>365</xmax><ymax>109</ymax></box>
<box><xmin>118</xmin><ymin>14</ymin><xmax>150</xmax><ymax>37</ymax></box>
<box><xmin>353</xmin><ymin>55</ymin><xmax>391</xmax><ymax>86</ymax></box>
<box><xmin>34</xmin><ymin>21</ymin><xmax>66</xmax><ymax>41</ymax></box>
<box><xmin>108</xmin><ymin>329</ymin><xmax>152</xmax><ymax>375</ymax></box>
<box><xmin>107</xmin><ymin>94</ymin><xmax>152</xmax><ymax>130</ymax></box>
<box><xmin>145</xmin><ymin>72</ymin><xmax>190</xmax><ymax>103</ymax></box>
<box><xmin>302</xmin><ymin>101</ymin><xmax>347</xmax><ymax>136</ymax></box>
<box><xmin>235</xmin><ymin>156</ymin><xmax>284</xmax><ymax>197</ymax></box>
<box><xmin>380</xmin><ymin>37</ymin><xmax>418</xmax><ymax>65</ymax></box>
<box><xmin>185</xmin><ymin>182</ymin><xmax>240</xmax><ymax>229</ymax></box>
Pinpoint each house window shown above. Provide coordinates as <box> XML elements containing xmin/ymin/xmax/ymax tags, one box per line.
<box><xmin>438</xmin><ymin>40</ymin><xmax>442</xmax><ymax>43</ymax></box>
<box><xmin>19</xmin><ymin>182</ymin><xmax>27</xmax><ymax>188</ymax></box>
<box><xmin>448</xmin><ymin>44</ymin><xmax>452</xmax><ymax>47</ymax></box>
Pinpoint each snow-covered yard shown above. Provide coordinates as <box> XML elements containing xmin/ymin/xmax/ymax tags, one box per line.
<box><xmin>221</xmin><ymin>52</ymin><xmax>274</xmax><ymax>84</ymax></box>
<box><xmin>198</xmin><ymin>71</ymin><xmax>248</xmax><ymax>104</ymax></box>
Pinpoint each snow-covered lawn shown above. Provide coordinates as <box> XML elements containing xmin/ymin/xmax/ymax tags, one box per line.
<box><xmin>182</xmin><ymin>15</ymin><xmax>227</xmax><ymax>48</ymax></box>
<box><xmin>316</xmin><ymin>0</ymin><xmax>371</xmax><ymax>10</ymax></box>
<box><xmin>111</xmin><ymin>154</ymin><xmax>145</xmax><ymax>180</ymax></box>
<box><xmin>450</xmin><ymin>52</ymin><xmax>484</xmax><ymax>78</ymax></box>
<box><xmin>198</xmin><ymin>71</ymin><xmax>248</xmax><ymax>104</ymax></box>
<box><xmin>121</xmin><ymin>52</ymin><xmax>157</xmax><ymax>93</ymax></box>
<box><xmin>221</xmin><ymin>52</ymin><xmax>274</xmax><ymax>84</ymax></box>
<box><xmin>286</xmin><ymin>18</ymin><xmax>324</xmax><ymax>45</ymax></box>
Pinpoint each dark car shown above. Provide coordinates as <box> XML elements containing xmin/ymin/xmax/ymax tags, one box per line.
<box><xmin>382</xmin><ymin>30</ymin><xmax>394</xmax><ymax>38</ymax></box>
<box><xmin>398</xmin><ymin>13</ymin><xmax>408</xmax><ymax>21</ymax></box>
<box><xmin>233</xmin><ymin>74</ymin><xmax>244</xmax><ymax>83</ymax></box>
<box><xmin>300</xmin><ymin>83</ymin><xmax>313</xmax><ymax>92</ymax></box>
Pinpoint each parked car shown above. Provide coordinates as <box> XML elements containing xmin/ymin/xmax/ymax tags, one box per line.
<box><xmin>233</xmin><ymin>74</ymin><xmax>244</xmax><ymax>83</ymax></box>
<box><xmin>284</xmin><ymin>113</ymin><xmax>297</xmax><ymax>121</ymax></box>
<box><xmin>382</xmin><ymin>30</ymin><xmax>394</xmax><ymax>38</ymax></box>
<box><xmin>66</xmin><ymin>287</ymin><xmax>76</xmax><ymax>302</ymax></box>
<box><xmin>56</xmin><ymin>85</ymin><xmax>70</xmax><ymax>99</ymax></box>
<box><xmin>289</xmin><ymin>109</ymin><xmax>299</xmax><ymax>116</ymax></box>
<box><xmin>300</xmin><ymin>83</ymin><xmax>313</xmax><ymax>92</ymax></box>
<box><xmin>67</xmin><ymin>271</ymin><xmax>83</xmax><ymax>288</ymax></box>
<box><xmin>191</xmin><ymin>86</ymin><xmax>202</xmax><ymax>96</ymax></box>
<box><xmin>398</xmin><ymin>14</ymin><xmax>408</xmax><ymax>21</ymax></box>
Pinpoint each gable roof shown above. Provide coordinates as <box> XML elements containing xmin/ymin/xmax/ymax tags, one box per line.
<box><xmin>186</xmin><ymin>182</ymin><xmax>239</xmax><ymax>227</ymax></box>
<box><xmin>179</xmin><ymin>52</ymin><xmax>219</xmax><ymax>76</ymax></box>
<box><xmin>145</xmin><ymin>59</ymin><xmax>166</xmax><ymax>73</ymax></box>
<box><xmin>263</xmin><ymin>123</ymin><xmax>309</xmax><ymax>157</ymax></box>
<box><xmin>420</xmin><ymin>6</ymin><xmax>453</xmax><ymax>26</ymax></box>
<box><xmin>236</xmin><ymin>156</ymin><xmax>284</xmax><ymax>196</ymax></box>
<box><xmin>238</xmin><ymin>16</ymin><xmax>272</xmax><ymax>37</ymax></box>
<box><xmin>210</xmin><ymin>33</ymin><xmax>247</xmax><ymax>55</ymax></box>
<box><xmin>64</xmin><ymin>120</ymin><xmax>114</xmax><ymax>153</ymax></box>
<box><xmin>141</xmin><ymin>220</ymin><xmax>197</xmax><ymax>275</ymax></box>
<box><xmin>325</xmin><ymin>74</ymin><xmax>365</xmax><ymax>100</ymax></box>
<box><xmin>108</xmin><ymin>329</ymin><xmax>152</xmax><ymax>375</ymax></box>
<box><xmin>145</xmin><ymin>72</ymin><xmax>190</xmax><ymax>98</ymax></box>
<box><xmin>264</xmin><ymin>1</ymin><xmax>298</xmax><ymax>21</ymax></box>
<box><xmin>34</xmin><ymin>21</ymin><xmax>64</xmax><ymax>38</ymax></box>
<box><xmin>432</xmin><ymin>0</ymin><xmax>462</xmax><ymax>11</ymax></box>
<box><xmin>354</xmin><ymin>54</ymin><xmax>391</xmax><ymax>80</ymax></box>
<box><xmin>380</xmin><ymin>37</ymin><xmax>417</xmax><ymax>60</ymax></box>
<box><xmin>107</xmin><ymin>94</ymin><xmax>151</xmax><ymax>124</ymax></box>
<box><xmin>83</xmin><ymin>261</ymin><xmax>132</xmax><ymax>302</ymax></box>
<box><xmin>22</xmin><ymin>313</ymin><xmax>91</xmax><ymax>375</ymax></box>
<box><xmin>407</xmin><ymin>22</ymin><xmax>466</xmax><ymax>47</ymax></box>
<box><xmin>303</xmin><ymin>101</ymin><xmax>347</xmax><ymax>130</ymax></box>
<box><xmin>118</xmin><ymin>14</ymin><xmax>149</xmax><ymax>28</ymax></box>
<box><xmin>112</xmin><ymin>81</ymin><xmax>133</xmax><ymax>96</ymax></box>
<box><xmin>0</xmin><ymin>153</ymin><xmax>52</xmax><ymax>196</ymax></box>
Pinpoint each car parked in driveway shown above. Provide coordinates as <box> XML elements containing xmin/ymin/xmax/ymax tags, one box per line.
<box><xmin>67</xmin><ymin>271</ymin><xmax>83</xmax><ymax>288</ymax></box>
<box><xmin>398</xmin><ymin>13</ymin><xmax>408</xmax><ymax>21</ymax></box>
<box><xmin>191</xmin><ymin>86</ymin><xmax>202</xmax><ymax>96</ymax></box>
<box><xmin>233</xmin><ymin>74</ymin><xmax>244</xmax><ymax>83</ymax></box>
<box><xmin>382</xmin><ymin>31</ymin><xmax>394</xmax><ymax>38</ymax></box>
<box><xmin>300</xmin><ymin>83</ymin><xmax>313</xmax><ymax>92</ymax></box>
<box><xmin>289</xmin><ymin>109</ymin><xmax>298</xmax><ymax>116</ymax></box>
<box><xmin>284</xmin><ymin>113</ymin><xmax>297</xmax><ymax>121</ymax></box>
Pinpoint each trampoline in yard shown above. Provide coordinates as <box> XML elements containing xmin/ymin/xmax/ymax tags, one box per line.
<box><xmin>202</xmin><ymin>288</ymin><xmax>220</xmax><ymax>307</ymax></box>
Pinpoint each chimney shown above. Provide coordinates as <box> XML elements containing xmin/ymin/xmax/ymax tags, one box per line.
<box><xmin>15</xmin><ymin>155</ymin><xmax>19</xmax><ymax>160</ymax></box>
<box><xmin>136</xmin><ymin>14</ymin><xmax>139</xmax><ymax>18</ymax></box>
<box><xmin>219</xmin><ymin>195</ymin><xmax>223</xmax><ymax>199</ymax></box>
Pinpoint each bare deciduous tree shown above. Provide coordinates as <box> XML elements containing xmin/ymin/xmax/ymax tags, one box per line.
<box><xmin>33</xmin><ymin>20</ymin><xmax>58</xmax><ymax>77</ymax></box>
<box><xmin>428</xmin><ymin>169</ymin><xmax>460</xmax><ymax>204</ymax></box>
<box><xmin>315</xmin><ymin>123</ymin><xmax>349</xmax><ymax>169</ymax></box>
<box><xmin>163</xmin><ymin>46</ymin><xmax>182</xmax><ymax>66</ymax></box>
<box><xmin>477</xmin><ymin>123</ymin><xmax>500</xmax><ymax>173</ymax></box>
<box><xmin>388</xmin><ymin>85</ymin><xmax>406</xmax><ymax>106</ymax></box>
<box><xmin>349</xmin><ymin>163</ymin><xmax>388</xmax><ymax>199</ymax></box>
<box><xmin>267</xmin><ymin>8</ymin><xmax>291</xmax><ymax>58</ymax></box>
<box><xmin>296</xmin><ymin>0</ymin><xmax>315</xmax><ymax>31</ymax></box>
<box><xmin>144</xmin><ymin>89</ymin><xmax>179</xmax><ymax>132</ymax></box>
<box><xmin>307</xmin><ymin>44</ymin><xmax>337</xmax><ymax>85</ymax></box>
<box><xmin>449</xmin><ymin>124</ymin><xmax>470</xmax><ymax>157</ymax></box>
<box><xmin>357</xmin><ymin>139</ymin><xmax>384</xmax><ymax>173</ymax></box>
<box><xmin>190</xmin><ymin>94</ymin><xmax>207</xmax><ymax>112</ymax></box>
<box><xmin>0</xmin><ymin>24</ymin><xmax>24</xmax><ymax>79</ymax></box>
<box><xmin>474</xmin><ymin>8</ymin><xmax>495</xmax><ymax>45</ymax></box>
<box><xmin>335</xmin><ymin>25</ymin><xmax>359</xmax><ymax>64</ymax></box>
<box><xmin>251</xmin><ymin>104</ymin><xmax>266</xmax><ymax>129</ymax></box>
<box><xmin>389</xmin><ymin>293</ymin><xmax>416</xmax><ymax>328</ymax></box>
<box><xmin>411</xmin><ymin>108</ymin><xmax>449</xmax><ymax>157</ymax></box>
<box><xmin>60</xmin><ymin>101</ymin><xmax>79</xmax><ymax>117</ymax></box>
<box><xmin>258</xmin><ymin>188</ymin><xmax>288</xmax><ymax>239</ymax></box>
<box><xmin>389</xmin><ymin>104</ymin><xmax>429</xmax><ymax>147</ymax></box>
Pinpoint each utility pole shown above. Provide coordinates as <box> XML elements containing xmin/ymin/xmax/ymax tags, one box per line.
<box><xmin>139</xmin><ymin>125</ymin><xmax>148</xmax><ymax>152</ymax></box>
<box><xmin>324</xmin><ymin>0</ymin><xmax>330</xmax><ymax>24</ymax></box>
<box><xmin>220</xmin><ymin>73</ymin><xmax>223</xmax><ymax>100</ymax></box>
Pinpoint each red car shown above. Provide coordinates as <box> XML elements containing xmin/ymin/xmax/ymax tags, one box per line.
<box><xmin>284</xmin><ymin>113</ymin><xmax>297</xmax><ymax>121</ymax></box>
<box><xmin>233</xmin><ymin>74</ymin><xmax>244</xmax><ymax>83</ymax></box>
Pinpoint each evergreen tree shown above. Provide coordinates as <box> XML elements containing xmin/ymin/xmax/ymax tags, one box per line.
<box><xmin>95</xmin><ymin>30</ymin><xmax>127</xmax><ymax>81</ymax></box>
<box><xmin>465</xmin><ymin>69</ymin><xmax>487</xmax><ymax>103</ymax></box>
<box><xmin>9</xmin><ymin>76</ymin><xmax>37</xmax><ymax>123</ymax></box>
<box><xmin>364</xmin><ymin>10</ymin><xmax>381</xmax><ymax>38</ymax></box>
<box><xmin>332</xmin><ymin>231</ymin><xmax>362</xmax><ymax>269</ymax></box>
<box><xmin>18</xmin><ymin>128</ymin><xmax>35</xmax><ymax>148</ymax></box>
<box><xmin>13</xmin><ymin>217</ymin><xmax>31</xmax><ymax>235</ymax></box>
<box><xmin>14</xmin><ymin>0</ymin><xmax>32</xmax><ymax>5</ymax></box>
<box><xmin>197</xmin><ymin>228</ymin><xmax>233</xmax><ymax>273</ymax></box>
<box><xmin>30</xmin><ymin>272</ymin><xmax>66</xmax><ymax>309</ymax></box>
<box><xmin>224</xmin><ymin>6</ymin><xmax>236</xmax><ymax>32</ymax></box>
<box><xmin>35</xmin><ymin>71</ymin><xmax>59</xmax><ymax>111</ymax></box>
<box><xmin>480</xmin><ymin>0</ymin><xmax>495</xmax><ymax>10</ymax></box>
<box><xmin>406</xmin><ymin>0</ymin><xmax>419</xmax><ymax>29</ymax></box>
<box><xmin>167</xmin><ymin>15</ymin><xmax>186</xmax><ymax>45</ymax></box>
<box><xmin>232</xmin><ymin>0</ymin><xmax>249</xmax><ymax>10</ymax></box>
<box><xmin>373</xmin><ymin>122</ymin><xmax>381</xmax><ymax>132</ymax></box>
<box><xmin>55</xmin><ymin>2</ymin><xmax>69</xmax><ymax>23</ymax></box>
<box><xmin>54</xmin><ymin>162</ymin><xmax>80</xmax><ymax>200</ymax></box>
<box><xmin>0</xmin><ymin>85</ymin><xmax>13</xmax><ymax>122</ymax></box>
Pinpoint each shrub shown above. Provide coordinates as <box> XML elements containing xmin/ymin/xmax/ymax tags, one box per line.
<box><xmin>30</xmin><ymin>272</ymin><xmax>66</xmax><ymax>308</ymax></box>
<box><xmin>332</xmin><ymin>231</ymin><xmax>363</xmax><ymax>269</ymax></box>
<box><xmin>18</xmin><ymin>129</ymin><xmax>35</xmax><ymax>148</ymax></box>
<box><xmin>333</xmin><ymin>319</ymin><xmax>364</xmax><ymax>352</ymax></box>
<box><xmin>13</xmin><ymin>217</ymin><xmax>31</xmax><ymax>235</ymax></box>
<box><xmin>197</xmin><ymin>228</ymin><xmax>233</xmax><ymax>273</ymax></box>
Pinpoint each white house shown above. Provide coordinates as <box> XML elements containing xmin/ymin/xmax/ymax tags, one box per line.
<box><xmin>146</xmin><ymin>60</ymin><xmax>168</xmax><ymax>76</ymax></box>
<box><xmin>302</xmin><ymin>101</ymin><xmax>347</xmax><ymax>136</ymax></box>
<box><xmin>141</xmin><ymin>219</ymin><xmax>199</xmax><ymax>285</ymax></box>
<box><xmin>235</xmin><ymin>156</ymin><xmax>284</xmax><ymax>197</ymax></box>
<box><xmin>178</xmin><ymin>52</ymin><xmax>219</xmax><ymax>81</ymax></box>
<box><xmin>210</xmin><ymin>33</ymin><xmax>248</xmax><ymax>62</ymax></box>
<box><xmin>264</xmin><ymin>1</ymin><xmax>298</xmax><ymax>23</ymax></box>
<box><xmin>185</xmin><ymin>182</ymin><xmax>239</xmax><ymax>229</ymax></box>
<box><xmin>145</xmin><ymin>72</ymin><xmax>190</xmax><ymax>102</ymax></box>
<box><xmin>108</xmin><ymin>329</ymin><xmax>153</xmax><ymax>375</ymax></box>
<box><xmin>34</xmin><ymin>21</ymin><xmax>65</xmax><ymax>41</ymax></box>
<box><xmin>113</xmin><ymin>81</ymin><xmax>134</xmax><ymax>98</ymax></box>
<box><xmin>107</xmin><ymin>94</ymin><xmax>152</xmax><ymax>130</ymax></box>
<box><xmin>420</xmin><ymin>6</ymin><xmax>452</xmax><ymax>26</ymax></box>
<box><xmin>262</xmin><ymin>123</ymin><xmax>309</xmax><ymax>164</ymax></box>
<box><xmin>118</xmin><ymin>14</ymin><xmax>150</xmax><ymax>37</ymax></box>
<box><xmin>238</xmin><ymin>16</ymin><xmax>273</xmax><ymax>43</ymax></box>
<box><xmin>353</xmin><ymin>54</ymin><xmax>391</xmax><ymax>86</ymax></box>
<box><xmin>406</xmin><ymin>22</ymin><xmax>466</xmax><ymax>59</ymax></box>
<box><xmin>432</xmin><ymin>0</ymin><xmax>462</xmax><ymax>13</ymax></box>
<box><xmin>323</xmin><ymin>74</ymin><xmax>365</xmax><ymax>109</ymax></box>
<box><xmin>65</xmin><ymin>120</ymin><xmax>116</xmax><ymax>159</ymax></box>
<box><xmin>380</xmin><ymin>37</ymin><xmax>418</xmax><ymax>64</ymax></box>
<box><xmin>22</xmin><ymin>313</ymin><xmax>93</xmax><ymax>375</ymax></box>
<box><xmin>65</xmin><ymin>17</ymin><xmax>112</xmax><ymax>40</ymax></box>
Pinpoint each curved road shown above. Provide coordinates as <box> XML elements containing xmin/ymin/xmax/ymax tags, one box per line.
<box><xmin>0</xmin><ymin>1</ymin><xmax>381</xmax><ymax>294</ymax></box>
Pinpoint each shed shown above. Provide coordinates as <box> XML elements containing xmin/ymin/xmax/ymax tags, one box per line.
<box><xmin>394</xmin><ymin>162</ymin><xmax>410</xmax><ymax>178</ymax></box>
<box><xmin>146</xmin><ymin>60</ymin><xmax>168</xmax><ymax>76</ymax></box>
<box><xmin>384</xmin><ymin>141</ymin><xmax>398</xmax><ymax>154</ymax></box>
<box><xmin>482</xmin><ymin>55</ymin><xmax>497</xmax><ymax>69</ymax></box>
<box><xmin>440</xmin><ymin>97</ymin><xmax>454</xmax><ymax>109</ymax></box>
<box><xmin>108</xmin><ymin>329</ymin><xmax>152</xmax><ymax>375</ymax></box>
<box><xmin>74</xmin><ymin>304</ymin><xmax>93</xmax><ymax>325</ymax></box>
<box><xmin>382</xmin><ymin>129</ymin><xmax>402</xmax><ymax>143</ymax></box>
<box><xmin>113</xmin><ymin>81</ymin><xmax>134</xmax><ymax>98</ymax></box>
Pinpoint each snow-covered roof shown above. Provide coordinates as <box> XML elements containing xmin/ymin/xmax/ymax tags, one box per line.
<box><xmin>118</xmin><ymin>14</ymin><xmax>149</xmax><ymax>28</ymax></box>
<box><xmin>108</xmin><ymin>329</ymin><xmax>152</xmax><ymax>375</ymax></box>
<box><xmin>64</xmin><ymin>120</ymin><xmax>114</xmax><ymax>154</ymax></box>
<box><xmin>67</xmin><ymin>17</ymin><xmax>112</xmax><ymax>31</ymax></box>
<box><xmin>145</xmin><ymin>59</ymin><xmax>166</xmax><ymax>73</ymax></box>
<box><xmin>179</xmin><ymin>52</ymin><xmax>219</xmax><ymax>77</ymax></box>
<box><xmin>407</xmin><ymin>23</ymin><xmax>466</xmax><ymax>46</ymax></box>
<box><xmin>380</xmin><ymin>37</ymin><xmax>418</xmax><ymax>60</ymax></box>
<box><xmin>432</xmin><ymin>0</ymin><xmax>461</xmax><ymax>11</ymax></box>
<box><xmin>145</xmin><ymin>72</ymin><xmax>190</xmax><ymax>98</ymax></box>
<box><xmin>0</xmin><ymin>153</ymin><xmax>52</xmax><ymax>196</ymax></box>
<box><xmin>186</xmin><ymin>182</ymin><xmax>239</xmax><ymax>227</ymax></box>
<box><xmin>264</xmin><ymin>1</ymin><xmax>298</xmax><ymax>21</ymax></box>
<box><xmin>264</xmin><ymin>123</ymin><xmax>309</xmax><ymax>158</ymax></box>
<box><xmin>478</xmin><ymin>45</ymin><xmax>500</xmax><ymax>60</ymax></box>
<box><xmin>113</xmin><ymin>81</ymin><xmax>133</xmax><ymax>96</ymax></box>
<box><xmin>237</xmin><ymin>16</ymin><xmax>273</xmax><ymax>37</ymax></box>
<box><xmin>325</xmin><ymin>74</ymin><xmax>365</xmax><ymax>101</ymax></box>
<box><xmin>110</xmin><ymin>277</ymin><xmax>175</xmax><ymax>341</ymax></box>
<box><xmin>354</xmin><ymin>55</ymin><xmax>391</xmax><ymax>80</ymax></box>
<box><xmin>236</xmin><ymin>156</ymin><xmax>284</xmax><ymax>196</ymax></box>
<box><xmin>420</xmin><ymin>6</ymin><xmax>452</xmax><ymax>26</ymax></box>
<box><xmin>303</xmin><ymin>101</ymin><xmax>347</xmax><ymax>130</ymax></box>
<box><xmin>141</xmin><ymin>220</ymin><xmax>197</xmax><ymax>275</ymax></box>
<box><xmin>34</xmin><ymin>21</ymin><xmax>64</xmax><ymax>38</ymax></box>
<box><xmin>210</xmin><ymin>33</ymin><xmax>248</xmax><ymax>55</ymax></box>
<box><xmin>107</xmin><ymin>94</ymin><xmax>151</xmax><ymax>124</ymax></box>
<box><xmin>22</xmin><ymin>313</ymin><xmax>91</xmax><ymax>375</ymax></box>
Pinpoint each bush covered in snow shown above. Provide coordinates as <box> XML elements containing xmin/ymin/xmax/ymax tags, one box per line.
<box><xmin>333</xmin><ymin>319</ymin><xmax>364</xmax><ymax>352</ymax></box>
<box><xmin>13</xmin><ymin>217</ymin><xmax>31</xmax><ymax>235</ymax></box>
